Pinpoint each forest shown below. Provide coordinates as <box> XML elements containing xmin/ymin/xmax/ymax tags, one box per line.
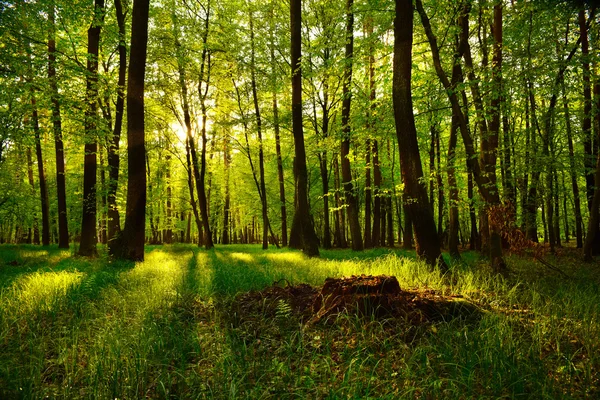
<box><xmin>1</xmin><ymin>0</ymin><xmax>600</xmax><ymax>398</ymax></box>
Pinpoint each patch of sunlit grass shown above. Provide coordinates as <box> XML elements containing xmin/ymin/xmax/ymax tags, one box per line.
<box><xmin>3</xmin><ymin>270</ymin><xmax>85</xmax><ymax>314</ymax></box>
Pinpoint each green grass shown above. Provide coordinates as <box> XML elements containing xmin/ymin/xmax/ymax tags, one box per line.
<box><xmin>0</xmin><ymin>244</ymin><xmax>598</xmax><ymax>398</ymax></box>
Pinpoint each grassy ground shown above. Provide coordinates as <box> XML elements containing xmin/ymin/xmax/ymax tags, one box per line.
<box><xmin>0</xmin><ymin>244</ymin><xmax>598</xmax><ymax>399</ymax></box>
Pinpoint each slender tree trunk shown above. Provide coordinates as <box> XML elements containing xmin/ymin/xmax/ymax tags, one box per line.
<box><xmin>269</xmin><ymin>22</ymin><xmax>288</xmax><ymax>247</ymax></box>
<box><xmin>99</xmin><ymin>148</ymin><xmax>107</xmax><ymax>244</ymax></box>
<box><xmin>250</xmin><ymin>10</ymin><xmax>269</xmax><ymax>250</ymax></box>
<box><xmin>26</xmin><ymin>146</ymin><xmax>40</xmax><ymax>244</ymax></box>
<box><xmin>339</xmin><ymin>0</ymin><xmax>362</xmax><ymax>251</ymax></box>
<box><xmin>372</xmin><ymin>139</ymin><xmax>381</xmax><ymax>247</ymax></box>
<box><xmin>333</xmin><ymin>153</ymin><xmax>346</xmax><ymax>248</ymax></box>
<box><xmin>78</xmin><ymin>0</ymin><xmax>104</xmax><ymax>257</ymax></box>
<box><xmin>364</xmin><ymin>15</ymin><xmax>376</xmax><ymax>249</ymax></box>
<box><xmin>395</xmin><ymin>0</ymin><xmax>446</xmax><ymax>270</ymax></box>
<box><xmin>165</xmin><ymin>153</ymin><xmax>173</xmax><ymax>244</ymax></box>
<box><xmin>288</xmin><ymin>0</ymin><xmax>319</xmax><ymax>256</ymax></box>
<box><xmin>197</xmin><ymin>2</ymin><xmax>214</xmax><ymax>249</ymax></box>
<box><xmin>30</xmin><ymin>95</ymin><xmax>50</xmax><ymax>247</ymax></box>
<box><xmin>563</xmin><ymin>83</ymin><xmax>583</xmax><ymax>247</ymax></box>
<box><xmin>222</xmin><ymin>135</ymin><xmax>231</xmax><ymax>244</ymax></box>
<box><xmin>48</xmin><ymin>2</ymin><xmax>68</xmax><ymax>248</ymax></box>
<box><xmin>107</xmin><ymin>0</ymin><xmax>126</xmax><ymax>254</ymax></box>
<box><xmin>117</xmin><ymin>0</ymin><xmax>149</xmax><ymax>260</ymax></box>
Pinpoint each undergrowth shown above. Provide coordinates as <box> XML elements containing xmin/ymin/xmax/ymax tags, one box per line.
<box><xmin>0</xmin><ymin>244</ymin><xmax>598</xmax><ymax>398</ymax></box>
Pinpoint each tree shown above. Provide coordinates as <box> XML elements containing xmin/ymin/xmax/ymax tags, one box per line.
<box><xmin>288</xmin><ymin>0</ymin><xmax>319</xmax><ymax>257</ymax></box>
<box><xmin>78</xmin><ymin>0</ymin><xmax>105</xmax><ymax>257</ymax></box>
<box><xmin>116</xmin><ymin>0</ymin><xmax>150</xmax><ymax>261</ymax></box>
<box><xmin>394</xmin><ymin>0</ymin><xmax>446</xmax><ymax>271</ymax></box>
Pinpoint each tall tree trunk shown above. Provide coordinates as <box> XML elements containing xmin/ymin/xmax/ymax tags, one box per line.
<box><xmin>395</xmin><ymin>0</ymin><xmax>446</xmax><ymax>270</ymax></box>
<box><xmin>339</xmin><ymin>0</ymin><xmax>362</xmax><ymax>251</ymax></box>
<box><xmin>269</xmin><ymin>17</ymin><xmax>288</xmax><ymax>247</ymax></box>
<box><xmin>563</xmin><ymin>83</ymin><xmax>583</xmax><ymax>247</ymax></box>
<box><xmin>107</xmin><ymin>0</ymin><xmax>126</xmax><ymax>254</ymax></box>
<box><xmin>31</xmin><ymin>96</ymin><xmax>50</xmax><ymax>246</ymax></box>
<box><xmin>584</xmin><ymin>150</ymin><xmax>600</xmax><ymax>261</ymax></box>
<box><xmin>48</xmin><ymin>2</ymin><xmax>68</xmax><ymax>248</ymax></box>
<box><xmin>364</xmin><ymin>15</ymin><xmax>376</xmax><ymax>249</ymax></box>
<box><xmin>165</xmin><ymin>153</ymin><xmax>173</xmax><ymax>244</ymax></box>
<box><xmin>333</xmin><ymin>153</ymin><xmax>346</xmax><ymax>248</ymax></box>
<box><xmin>372</xmin><ymin>139</ymin><xmax>381</xmax><ymax>247</ymax></box>
<box><xmin>250</xmin><ymin>10</ymin><xmax>269</xmax><ymax>250</ymax></box>
<box><xmin>78</xmin><ymin>0</ymin><xmax>104</xmax><ymax>257</ymax></box>
<box><xmin>222</xmin><ymin>134</ymin><xmax>231</xmax><ymax>244</ymax></box>
<box><xmin>288</xmin><ymin>0</ymin><xmax>319</xmax><ymax>256</ymax></box>
<box><xmin>26</xmin><ymin>146</ymin><xmax>40</xmax><ymax>244</ymax></box>
<box><xmin>117</xmin><ymin>0</ymin><xmax>149</xmax><ymax>260</ymax></box>
<box><xmin>197</xmin><ymin>0</ymin><xmax>214</xmax><ymax>249</ymax></box>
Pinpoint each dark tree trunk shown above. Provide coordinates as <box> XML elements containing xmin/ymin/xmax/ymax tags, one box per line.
<box><xmin>269</xmin><ymin>22</ymin><xmax>288</xmax><ymax>247</ymax></box>
<box><xmin>78</xmin><ymin>0</ymin><xmax>104</xmax><ymax>257</ymax></box>
<box><xmin>31</xmin><ymin>96</ymin><xmax>50</xmax><ymax>247</ymax></box>
<box><xmin>26</xmin><ymin>147</ymin><xmax>40</xmax><ymax>244</ymax></box>
<box><xmin>116</xmin><ymin>0</ymin><xmax>149</xmax><ymax>260</ymax></box>
<box><xmin>563</xmin><ymin>83</ymin><xmax>583</xmax><ymax>247</ymax></box>
<box><xmin>394</xmin><ymin>0</ymin><xmax>446</xmax><ymax>271</ymax></box>
<box><xmin>339</xmin><ymin>0</ymin><xmax>362</xmax><ymax>251</ymax></box>
<box><xmin>197</xmin><ymin>1</ymin><xmax>214</xmax><ymax>249</ymax></box>
<box><xmin>222</xmin><ymin>135</ymin><xmax>231</xmax><ymax>244</ymax></box>
<box><xmin>364</xmin><ymin>15</ymin><xmax>376</xmax><ymax>249</ymax></box>
<box><xmin>48</xmin><ymin>2</ymin><xmax>68</xmax><ymax>248</ymax></box>
<box><xmin>584</xmin><ymin>151</ymin><xmax>600</xmax><ymax>261</ymax></box>
<box><xmin>319</xmin><ymin>154</ymin><xmax>331</xmax><ymax>249</ymax></box>
<box><xmin>372</xmin><ymin>139</ymin><xmax>381</xmax><ymax>247</ymax></box>
<box><xmin>250</xmin><ymin>11</ymin><xmax>269</xmax><ymax>250</ymax></box>
<box><xmin>107</xmin><ymin>0</ymin><xmax>126</xmax><ymax>254</ymax></box>
<box><xmin>333</xmin><ymin>153</ymin><xmax>346</xmax><ymax>248</ymax></box>
<box><xmin>165</xmin><ymin>154</ymin><xmax>173</xmax><ymax>244</ymax></box>
<box><xmin>288</xmin><ymin>0</ymin><xmax>319</xmax><ymax>256</ymax></box>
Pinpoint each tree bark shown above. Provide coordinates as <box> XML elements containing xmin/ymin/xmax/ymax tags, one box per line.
<box><xmin>197</xmin><ymin>0</ymin><xmax>214</xmax><ymax>249</ymax></box>
<box><xmin>117</xmin><ymin>0</ymin><xmax>149</xmax><ymax>260</ymax></box>
<box><xmin>249</xmin><ymin>10</ymin><xmax>269</xmax><ymax>250</ymax></box>
<box><xmin>394</xmin><ymin>0</ymin><xmax>446</xmax><ymax>271</ymax></box>
<box><xmin>563</xmin><ymin>83</ymin><xmax>583</xmax><ymax>247</ymax></box>
<box><xmin>339</xmin><ymin>0</ymin><xmax>362</xmax><ymax>251</ymax></box>
<box><xmin>48</xmin><ymin>2</ymin><xmax>68</xmax><ymax>248</ymax></box>
<box><xmin>269</xmin><ymin>14</ymin><xmax>288</xmax><ymax>247</ymax></box>
<box><xmin>372</xmin><ymin>139</ymin><xmax>381</xmax><ymax>247</ymax></box>
<box><xmin>222</xmin><ymin>134</ymin><xmax>231</xmax><ymax>244</ymax></box>
<box><xmin>107</xmin><ymin>0</ymin><xmax>126</xmax><ymax>254</ymax></box>
<box><xmin>78</xmin><ymin>0</ymin><xmax>104</xmax><ymax>257</ymax></box>
<box><xmin>288</xmin><ymin>0</ymin><xmax>319</xmax><ymax>256</ymax></box>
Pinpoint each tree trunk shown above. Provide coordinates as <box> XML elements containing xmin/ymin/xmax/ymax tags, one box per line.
<box><xmin>26</xmin><ymin>146</ymin><xmax>40</xmax><ymax>244</ymax></box>
<box><xmin>563</xmin><ymin>83</ymin><xmax>583</xmax><ymax>247</ymax></box>
<box><xmin>117</xmin><ymin>0</ymin><xmax>149</xmax><ymax>260</ymax></box>
<box><xmin>395</xmin><ymin>0</ymin><xmax>446</xmax><ymax>271</ymax></box>
<box><xmin>222</xmin><ymin>134</ymin><xmax>231</xmax><ymax>244</ymax></box>
<box><xmin>339</xmin><ymin>0</ymin><xmax>362</xmax><ymax>251</ymax></box>
<box><xmin>269</xmin><ymin>21</ymin><xmax>288</xmax><ymax>247</ymax></box>
<box><xmin>107</xmin><ymin>0</ymin><xmax>126</xmax><ymax>254</ymax></box>
<box><xmin>250</xmin><ymin>10</ymin><xmax>269</xmax><ymax>250</ymax></box>
<box><xmin>288</xmin><ymin>0</ymin><xmax>319</xmax><ymax>256</ymax></box>
<box><xmin>372</xmin><ymin>139</ymin><xmax>381</xmax><ymax>247</ymax></box>
<box><xmin>197</xmin><ymin>1</ymin><xmax>214</xmax><ymax>249</ymax></box>
<box><xmin>48</xmin><ymin>2</ymin><xmax>68</xmax><ymax>248</ymax></box>
<box><xmin>78</xmin><ymin>0</ymin><xmax>104</xmax><ymax>257</ymax></box>
<box><xmin>333</xmin><ymin>153</ymin><xmax>346</xmax><ymax>248</ymax></box>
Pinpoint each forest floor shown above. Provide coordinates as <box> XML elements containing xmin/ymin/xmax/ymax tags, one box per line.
<box><xmin>0</xmin><ymin>244</ymin><xmax>599</xmax><ymax>399</ymax></box>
